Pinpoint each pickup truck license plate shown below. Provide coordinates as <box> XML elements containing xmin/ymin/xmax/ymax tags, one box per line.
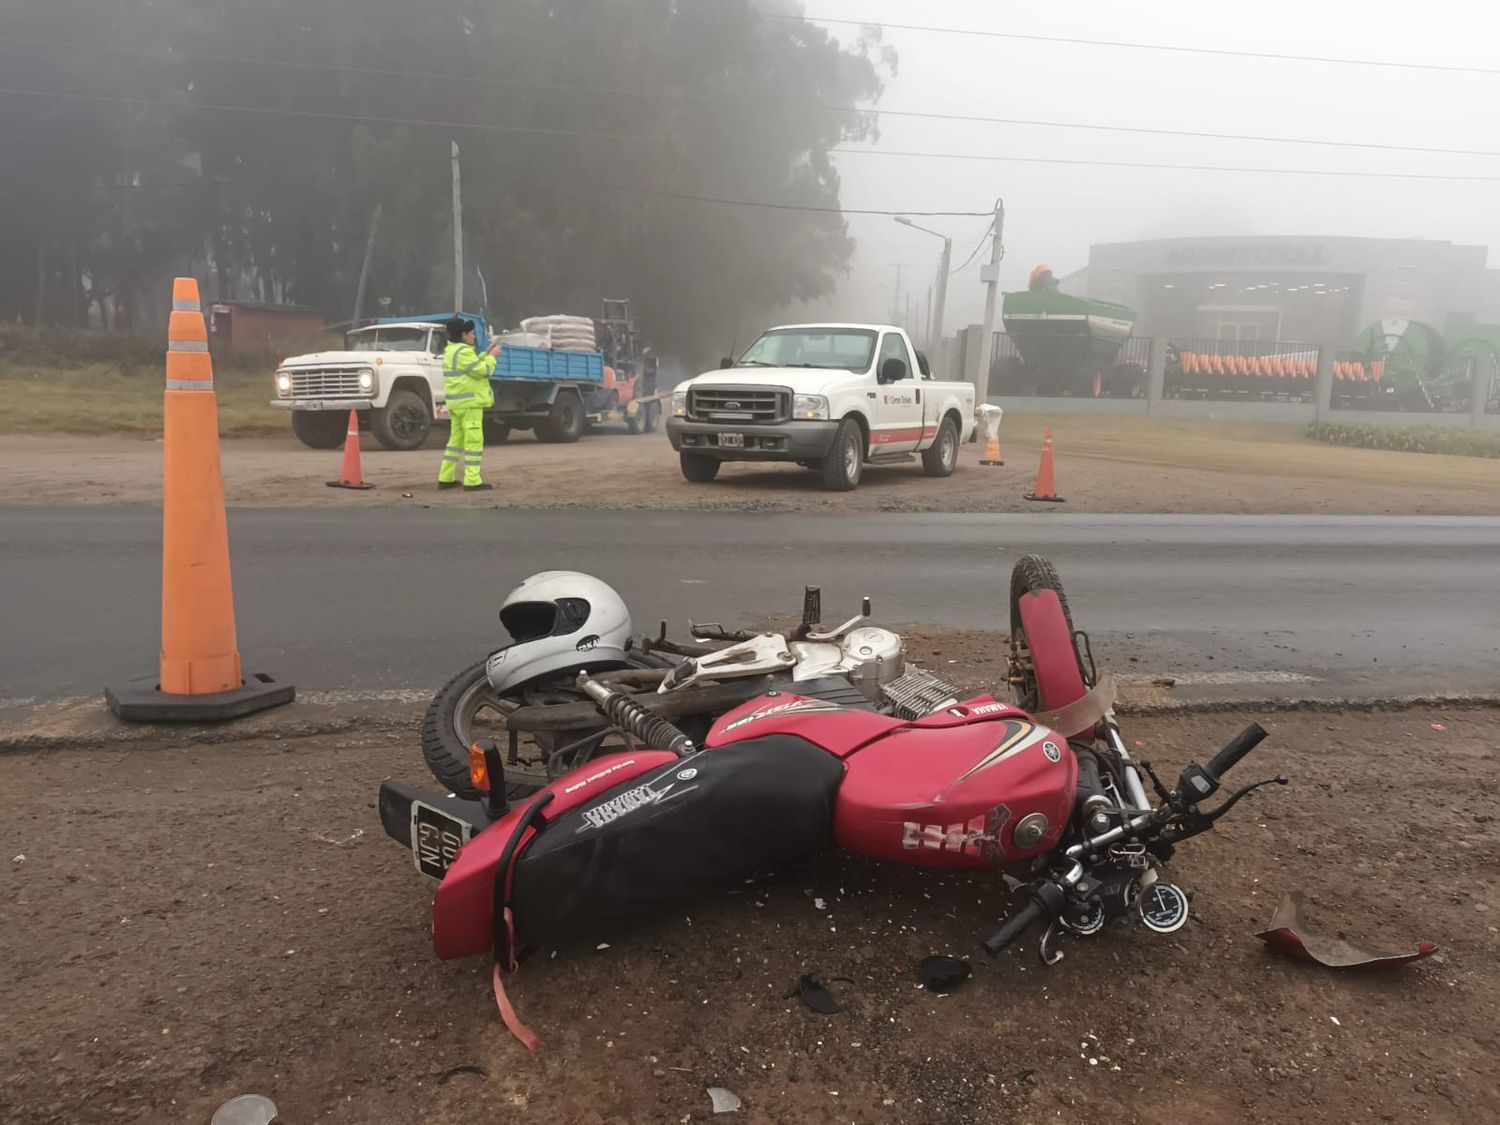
<box><xmin>719</xmin><ymin>432</ymin><xmax>744</xmax><ymax>448</ymax></box>
<box><xmin>410</xmin><ymin>800</ymin><xmax>471</xmax><ymax>880</ymax></box>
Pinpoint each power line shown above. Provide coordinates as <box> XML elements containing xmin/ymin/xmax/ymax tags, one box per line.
<box><xmin>637</xmin><ymin>188</ymin><xmax>991</xmax><ymax>216</ymax></box>
<box><xmin>0</xmin><ymin>85</ymin><xmax>641</xmax><ymax>141</ymax></box>
<box><xmin>759</xmin><ymin>10</ymin><xmax>1500</xmax><ymax>77</ymax></box>
<box><xmin>830</xmin><ymin>146</ymin><xmax>1500</xmax><ymax>183</ymax></box>
<box><xmin>3</xmin><ymin>34</ymin><xmax>1495</xmax><ymax>159</ymax></box>
<box><xmin>949</xmin><ymin>219</ymin><xmax>997</xmax><ymax>275</ymax></box>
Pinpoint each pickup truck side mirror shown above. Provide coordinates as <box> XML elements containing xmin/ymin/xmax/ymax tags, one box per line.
<box><xmin>719</xmin><ymin>357</ymin><xmax>734</xmax><ymax>369</ymax></box>
<box><xmin>879</xmin><ymin>357</ymin><xmax>907</xmax><ymax>384</ymax></box>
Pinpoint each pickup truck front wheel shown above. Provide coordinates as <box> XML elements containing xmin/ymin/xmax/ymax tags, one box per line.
<box><xmin>921</xmin><ymin>415</ymin><xmax>960</xmax><ymax>477</ymax></box>
<box><xmin>371</xmin><ymin>388</ymin><xmax>432</xmax><ymax>451</ymax></box>
<box><xmin>291</xmin><ymin>410</ymin><xmax>350</xmax><ymax>450</ymax></box>
<box><xmin>821</xmin><ymin>418</ymin><xmax>864</xmax><ymax>491</ymax></box>
<box><xmin>680</xmin><ymin>452</ymin><xmax>720</xmax><ymax>483</ymax></box>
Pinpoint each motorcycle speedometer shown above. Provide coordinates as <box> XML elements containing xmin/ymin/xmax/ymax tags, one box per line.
<box><xmin>1138</xmin><ymin>883</ymin><xmax>1190</xmax><ymax>934</ymax></box>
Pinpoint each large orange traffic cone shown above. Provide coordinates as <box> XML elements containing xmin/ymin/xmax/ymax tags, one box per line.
<box><xmin>327</xmin><ymin>410</ymin><xmax>374</xmax><ymax>489</ymax></box>
<box><xmin>105</xmin><ymin>278</ymin><xmax>294</xmax><ymax>721</ymax></box>
<box><xmin>1024</xmin><ymin>427</ymin><xmax>1065</xmax><ymax>503</ymax></box>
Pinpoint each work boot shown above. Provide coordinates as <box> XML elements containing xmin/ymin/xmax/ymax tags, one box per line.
<box><xmin>437</xmin><ymin>481</ymin><xmax>460</xmax><ymax>491</ymax></box>
<box><xmin>463</xmin><ymin>482</ymin><xmax>494</xmax><ymax>492</ymax></box>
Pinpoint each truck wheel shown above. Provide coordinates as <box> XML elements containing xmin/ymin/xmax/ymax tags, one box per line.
<box><xmin>535</xmin><ymin>390</ymin><xmax>585</xmax><ymax>443</ymax></box>
<box><xmin>680</xmin><ymin>453</ymin><xmax>720</xmax><ymax>483</ymax></box>
<box><xmin>821</xmin><ymin>418</ymin><xmax>864</xmax><ymax>491</ymax></box>
<box><xmin>922</xmin><ymin>416</ymin><xmax>960</xmax><ymax>477</ymax></box>
<box><xmin>483</xmin><ymin>419</ymin><xmax>511</xmax><ymax>444</ymax></box>
<box><xmin>370</xmin><ymin>388</ymin><xmax>432</xmax><ymax>451</ymax></box>
<box><xmin>291</xmin><ymin>411</ymin><xmax>349</xmax><ymax>450</ymax></box>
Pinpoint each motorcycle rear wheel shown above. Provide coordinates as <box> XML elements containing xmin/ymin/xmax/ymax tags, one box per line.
<box><xmin>421</xmin><ymin>661</ymin><xmax>612</xmax><ymax>801</ymax></box>
<box><xmin>1008</xmin><ymin>554</ymin><xmax>1090</xmax><ymax>714</ymax></box>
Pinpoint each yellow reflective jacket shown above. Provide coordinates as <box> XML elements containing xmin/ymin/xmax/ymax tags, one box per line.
<box><xmin>443</xmin><ymin>341</ymin><xmax>497</xmax><ymax>412</ymax></box>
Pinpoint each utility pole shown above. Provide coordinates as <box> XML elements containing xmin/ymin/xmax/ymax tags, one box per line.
<box><xmin>451</xmin><ymin>141</ymin><xmax>464</xmax><ymax>312</ymax></box>
<box><xmin>904</xmin><ymin>292</ymin><xmax>912</xmax><ymax>336</ymax></box>
<box><xmin>974</xmin><ymin>199</ymin><xmax>1006</xmax><ymax>407</ymax></box>
<box><xmin>925</xmin><ymin>284</ymin><xmax>934</xmax><ymax>348</ymax></box>
<box><xmin>890</xmin><ymin>263</ymin><xmax>903</xmax><ymax>325</ymax></box>
<box><xmin>350</xmin><ymin>201</ymin><xmax>383</xmax><ymax>325</ymax></box>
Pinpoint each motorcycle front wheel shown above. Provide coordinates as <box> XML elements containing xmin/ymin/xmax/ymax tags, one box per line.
<box><xmin>1008</xmin><ymin>554</ymin><xmax>1090</xmax><ymax>714</ymax></box>
<box><xmin>421</xmin><ymin>661</ymin><xmax>612</xmax><ymax>801</ymax></box>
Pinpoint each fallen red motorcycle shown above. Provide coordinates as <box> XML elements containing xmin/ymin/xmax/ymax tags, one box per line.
<box><xmin>378</xmin><ymin>555</ymin><xmax>1287</xmax><ymax>1050</ymax></box>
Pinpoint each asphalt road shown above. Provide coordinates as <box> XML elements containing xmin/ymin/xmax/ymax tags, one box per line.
<box><xmin>3</xmin><ymin>508</ymin><xmax>1497</xmax><ymax>705</ymax></box>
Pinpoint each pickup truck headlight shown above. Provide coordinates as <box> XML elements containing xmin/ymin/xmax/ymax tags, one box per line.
<box><xmin>672</xmin><ymin>390</ymin><xmax>688</xmax><ymax>417</ymax></box>
<box><xmin>793</xmin><ymin>394</ymin><xmax>830</xmax><ymax>420</ymax></box>
<box><xmin>358</xmin><ymin>369</ymin><xmax>376</xmax><ymax>393</ymax></box>
<box><xmin>275</xmin><ymin>372</ymin><xmax>292</xmax><ymax>396</ymax></box>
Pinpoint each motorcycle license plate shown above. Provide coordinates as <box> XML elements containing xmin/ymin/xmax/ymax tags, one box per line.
<box><xmin>409</xmin><ymin>800</ymin><xmax>472</xmax><ymax>880</ymax></box>
<box><xmin>719</xmin><ymin>432</ymin><xmax>744</xmax><ymax>448</ymax></box>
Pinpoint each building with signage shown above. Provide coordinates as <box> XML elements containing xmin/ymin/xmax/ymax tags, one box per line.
<box><xmin>1060</xmin><ymin>236</ymin><xmax>1500</xmax><ymax>346</ymax></box>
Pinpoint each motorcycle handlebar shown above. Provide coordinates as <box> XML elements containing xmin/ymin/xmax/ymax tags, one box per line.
<box><xmin>1207</xmin><ymin>722</ymin><xmax>1269</xmax><ymax>780</ymax></box>
<box><xmin>981</xmin><ymin>881</ymin><xmax>1067</xmax><ymax>956</ymax></box>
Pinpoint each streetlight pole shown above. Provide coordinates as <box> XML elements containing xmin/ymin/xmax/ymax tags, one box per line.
<box><xmin>975</xmin><ymin>199</ymin><xmax>1006</xmax><ymax>407</ymax></box>
<box><xmin>895</xmin><ymin>216</ymin><xmax>951</xmax><ymax>348</ymax></box>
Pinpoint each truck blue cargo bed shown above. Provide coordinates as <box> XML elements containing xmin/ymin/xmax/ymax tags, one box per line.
<box><xmin>492</xmin><ymin>346</ymin><xmax>604</xmax><ymax>383</ymax></box>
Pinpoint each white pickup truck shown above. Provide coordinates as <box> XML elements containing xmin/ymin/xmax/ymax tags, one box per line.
<box><xmin>666</xmin><ymin>323</ymin><xmax>976</xmax><ymax>491</ymax></box>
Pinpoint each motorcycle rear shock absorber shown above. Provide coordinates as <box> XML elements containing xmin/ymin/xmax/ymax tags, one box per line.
<box><xmin>576</xmin><ymin>673</ymin><xmax>696</xmax><ymax>757</ymax></box>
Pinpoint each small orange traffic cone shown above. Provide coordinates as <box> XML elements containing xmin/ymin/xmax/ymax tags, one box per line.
<box><xmin>105</xmin><ymin>277</ymin><xmax>294</xmax><ymax>721</ymax></box>
<box><xmin>980</xmin><ymin>428</ymin><xmax>1004</xmax><ymax>466</ymax></box>
<box><xmin>1025</xmin><ymin>427</ymin><xmax>1065</xmax><ymax>503</ymax></box>
<box><xmin>327</xmin><ymin>410</ymin><xmax>374</xmax><ymax>490</ymax></box>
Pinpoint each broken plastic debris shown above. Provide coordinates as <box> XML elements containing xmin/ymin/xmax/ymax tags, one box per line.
<box><xmin>1255</xmin><ymin>890</ymin><xmax>1438</xmax><ymax>969</ymax></box>
<box><xmin>211</xmin><ymin>1094</ymin><xmax>278</xmax><ymax>1125</ymax></box>
<box><xmin>814</xmin><ymin>897</ymin><xmax>826</xmax><ymax>910</ymax></box>
<box><xmin>11</xmin><ymin>855</ymin><xmax>22</xmax><ymax>865</ymax></box>
<box><xmin>596</xmin><ymin>943</ymin><xmax>610</xmax><ymax>951</ymax></box>
<box><xmin>1430</xmin><ymin>722</ymin><xmax>1448</xmax><ymax>732</ymax></box>
<box><xmin>918</xmin><ymin>955</ymin><xmax>972</xmax><ymax>994</ymax></box>
<box><xmin>793</xmin><ymin>973</ymin><xmax>843</xmax><ymax>1014</ymax></box>
<box><xmin>707</xmin><ymin>1086</ymin><xmax>741</xmax><ymax>1114</ymax></box>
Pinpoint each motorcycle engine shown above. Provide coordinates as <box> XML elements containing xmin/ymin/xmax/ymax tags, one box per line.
<box><xmin>789</xmin><ymin>626</ymin><xmax>906</xmax><ymax>701</ymax></box>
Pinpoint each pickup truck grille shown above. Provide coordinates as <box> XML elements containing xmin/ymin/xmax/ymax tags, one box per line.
<box><xmin>688</xmin><ymin>385</ymin><xmax>790</xmax><ymax>424</ymax></box>
<box><xmin>284</xmin><ymin>367</ymin><xmax>368</xmax><ymax>398</ymax></box>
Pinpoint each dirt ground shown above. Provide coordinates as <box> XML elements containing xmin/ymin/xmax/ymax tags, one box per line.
<box><xmin>3</xmin><ymin>682</ymin><xmax>1497</xmax><ymax>1125</ymax></box>
<box><xmin>3</xmin><ymin>418</ymin><xmax>1500</xmax><ymax>515</ymax></box>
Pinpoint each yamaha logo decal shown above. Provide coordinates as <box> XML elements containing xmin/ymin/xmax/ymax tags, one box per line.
<box><xmin>1042</xmin><ymin>741</ymin><xmax>1062</xmax><ymax>763</ymax></box>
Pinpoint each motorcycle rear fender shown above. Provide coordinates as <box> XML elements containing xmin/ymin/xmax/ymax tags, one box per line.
<box><xmin>432</xmin><ymin>751</ymin><xmax>679</xmax><ymax>959</ymax></box>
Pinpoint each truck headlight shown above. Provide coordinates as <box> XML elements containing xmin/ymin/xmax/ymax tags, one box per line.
<box><xmin>672</xmin><ymin>390</ymin><xmax>688</xmax><ymax>417</ymax></box>
<box><xmin>793</xmin><ymin>394</ymin><xmax>829</xmax><ymax>420</ymax></box>
<box><xmin>359</xmin><ymin>369</ymin><xmax>375</xmax><ymax>393</ymax></box>
<box><xmin>275</xmin><ymin>372</ymin><xmax>292</xmax><ymax>396</ymax></box>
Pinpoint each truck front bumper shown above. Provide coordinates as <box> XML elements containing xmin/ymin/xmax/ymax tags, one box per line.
<box><xmin>666</xmin><ymin>418</ymin><xmax>839</xmax><ymax>461</ymax></box>
<box><xmin>270</xmin><ymin>399</ymin><xmax>374</xmax><ymax>412</ymax></box>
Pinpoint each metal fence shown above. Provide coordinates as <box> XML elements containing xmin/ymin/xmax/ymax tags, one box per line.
<box><xmin>988</xmin><ymin>332</ymin><xmax>1153</xmax><ymax>398</ymax></box>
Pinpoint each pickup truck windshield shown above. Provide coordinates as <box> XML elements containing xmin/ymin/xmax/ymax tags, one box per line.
<box><xmin>737</xmin><ymin>328</ymin><xmax>877</xmax><ymax>371</ymax></box>
<box><xmin>346</xmin><ymin>327</ymin><xmax>430</xmax><ymax>352</ymax></box>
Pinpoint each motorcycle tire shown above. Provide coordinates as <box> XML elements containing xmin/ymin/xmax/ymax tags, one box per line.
<box><xmin>421</xmin><ymin>661</ymin><xmax>589</xmax><ymax>802</ymax></box>
<box><xmin>1008</xmin><ymin>554</ymin><xmax>1089</xmax><ymax>714</ymax></box>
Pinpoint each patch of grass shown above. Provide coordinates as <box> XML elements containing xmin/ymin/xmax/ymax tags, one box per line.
<box><xmin>1000</xmin><ymin>412</ymin><xmax>1500</xmax><ymax>495</ymax></box>
<box><xmin>0</xmin><ymin>362</ymin><xmax>283</xmax><ymax>437</ymax></box>
<box><xmin>1308</xmin><ymin>422</ymin><xmax>1500</xmax><ymax>459</ymax></box>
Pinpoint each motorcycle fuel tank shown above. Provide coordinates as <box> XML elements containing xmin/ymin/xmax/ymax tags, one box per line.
<box><xmin>834</xmin><ymin>716</ymin><xmax>1077</xmax><ymax>868</ymax></box>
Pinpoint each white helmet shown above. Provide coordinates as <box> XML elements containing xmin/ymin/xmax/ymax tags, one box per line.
<box><xmin>485</xmin><ymin>571</ymin><xmax>633</xmax><ymax>693</ymax></box>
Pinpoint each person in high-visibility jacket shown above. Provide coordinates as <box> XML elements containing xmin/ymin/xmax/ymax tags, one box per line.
<box><xmin>438</xmin><ymin>316</ymin><xmax>500</xmax><ymax>491</ymax></box>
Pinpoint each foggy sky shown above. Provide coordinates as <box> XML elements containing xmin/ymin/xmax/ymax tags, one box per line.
<box><xmin>802</xmin><ymin>0</ymin><xmax>1500</xmax><ymax>333</ymax></box>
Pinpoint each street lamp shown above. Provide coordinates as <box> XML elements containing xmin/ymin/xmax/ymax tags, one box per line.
<box><xmin>895</xmin><ymin>216</ymin><xmax>951</xmax><ymax>348</ymax></box>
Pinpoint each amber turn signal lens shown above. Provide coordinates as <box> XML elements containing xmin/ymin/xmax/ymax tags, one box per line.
<box><xmin>469</xmin><ymin>743</ymin><xmax>491</xmax><ymax>792</ymax></box>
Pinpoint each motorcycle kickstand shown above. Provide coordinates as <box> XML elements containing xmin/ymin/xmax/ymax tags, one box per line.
<box><xmin>1039</xmin><ymin>920</ymin><xmax>1066</xmax><ymax>966</ymax></box>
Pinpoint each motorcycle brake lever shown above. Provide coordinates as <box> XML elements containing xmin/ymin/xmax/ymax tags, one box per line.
<box><xmin>1159</xmin><ymin>775</ymin><xmax>1289</xmax><ymax>844</ymax></box>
